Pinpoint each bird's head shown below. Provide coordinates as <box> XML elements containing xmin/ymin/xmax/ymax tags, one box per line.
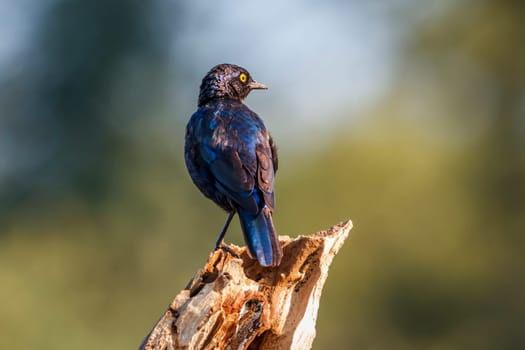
<box><xmin>198</xmin><ymin>63</ymin><xmax>267</xmax><ymax>106</ymax></box>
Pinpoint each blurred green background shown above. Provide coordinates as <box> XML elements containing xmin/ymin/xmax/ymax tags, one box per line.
<box><xmin>1</xmin><ymin>1</ymin><xmax>524</xmax><ymax>349</ymax></box>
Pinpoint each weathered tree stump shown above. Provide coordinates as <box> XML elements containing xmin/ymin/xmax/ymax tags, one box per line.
<box><xmin>140</xmin><ymin>220</ymin><xmax>352</xmax><ymax>350</ymax></box>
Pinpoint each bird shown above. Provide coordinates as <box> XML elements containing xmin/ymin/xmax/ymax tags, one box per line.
<box><xmin>184</xmin><ymin>63</ymin><xmax>282</xmax><ymax>267</ymax></box>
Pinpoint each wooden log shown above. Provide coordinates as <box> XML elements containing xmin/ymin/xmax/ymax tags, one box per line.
<box><xmin>140</xmin><ymin>220</ymin><xmax>352</xmax><ymax>350</ymax></box>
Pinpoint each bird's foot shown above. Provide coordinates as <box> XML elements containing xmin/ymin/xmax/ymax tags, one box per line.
<box><xmin>215</xmin><ymin>243</ymin><xmax>240</xmax><ymax>259</ymax></box>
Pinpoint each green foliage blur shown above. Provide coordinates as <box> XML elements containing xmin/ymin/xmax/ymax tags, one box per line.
<box><xmin>1</xmin><ymin>1</ymin><xmax>524</xmax><ymax>349</ymax></box>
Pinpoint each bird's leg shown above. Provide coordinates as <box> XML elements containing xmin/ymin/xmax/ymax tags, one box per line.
<box><xmin>215</xmin><ymin>212</ymin><xmax>238</xmax><ymax>257</ymax></box>
<box><xmin>215</xmin><ymin>212</ymin><xmax>235</xmax><ymax>249</ymax></box>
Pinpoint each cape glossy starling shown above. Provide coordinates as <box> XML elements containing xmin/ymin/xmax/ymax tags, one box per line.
<box><xmin>184</xmin><ymin>64</ymin><xmax>282</xmax><ymax>267</ymax></box>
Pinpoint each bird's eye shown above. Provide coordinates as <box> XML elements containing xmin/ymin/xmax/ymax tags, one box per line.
<box><xmin>239</xmin><ymin>73</ymin><xmax>248</xmax><ymax>83</ymax></box>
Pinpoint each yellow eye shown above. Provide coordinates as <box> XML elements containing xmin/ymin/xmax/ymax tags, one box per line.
<box><xmin>239</xmin><ymin>73</ymin><xmax>247</xmax><ymax>83</ymax></box>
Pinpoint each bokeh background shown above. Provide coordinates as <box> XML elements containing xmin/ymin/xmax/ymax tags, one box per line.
<box><xmin>1</xmin><ymin>1</ymin><xmax>524</xmax><ymax>349</ymax></box>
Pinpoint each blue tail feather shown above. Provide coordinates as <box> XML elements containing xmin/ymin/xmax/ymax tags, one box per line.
<box><xmin>238</xmin><ymin>207</ymin><xmax>282</xmax><ymax>267</ymax></box>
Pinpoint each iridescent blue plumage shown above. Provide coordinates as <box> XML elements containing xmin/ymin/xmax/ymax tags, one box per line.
<box><xmin>184</xmin><ymin>64</ymin><xmax>282</xmax><ymax>267</ymax></box>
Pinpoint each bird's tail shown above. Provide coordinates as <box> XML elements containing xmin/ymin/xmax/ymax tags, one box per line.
<box><xmin>238</xmin><ymin>206</ymin><xmax>282</xmax><ymax>267</ymax></box>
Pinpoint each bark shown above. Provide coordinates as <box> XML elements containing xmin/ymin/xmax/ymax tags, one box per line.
<box><xmin>140</xmin><ymin>220</ymin><xmax>352</xmax><ymax>350</ymax></box>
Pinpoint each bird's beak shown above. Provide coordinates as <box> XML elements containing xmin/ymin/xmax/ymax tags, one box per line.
<box><xmin>248</xmin><ymin>81</ymin><xmax>268</xmax><ymax>90</ymax></box>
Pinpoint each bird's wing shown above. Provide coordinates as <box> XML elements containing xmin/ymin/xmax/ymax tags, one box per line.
<box><xmin>269</xmin><ymin>135</ymin><xmax>278</xmax><ymax>173</ymax></box>
<box><xmin>208</xmin><ymin>146</ymin><xmax>259</xmax><ymax>214</ymax></box>
<box><xmin>256</xmin><ymin>143</ymin><xmax>275</xmax><ymax>210</ymax></box>
<box><xmin>196</xmin><ymin>105</ymin><xmax>275</xmax><ymax>215</ymax></box>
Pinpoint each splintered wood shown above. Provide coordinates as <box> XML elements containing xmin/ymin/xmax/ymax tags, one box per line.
<box><xmin>140</xmin><ymin>220</ymin><xmax>352</xmax><ymax>350</ymax></box>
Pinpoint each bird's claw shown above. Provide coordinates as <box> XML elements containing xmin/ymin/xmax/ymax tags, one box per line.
<box><xmin>215</xmin><ymin>243</ymin><xmax>240</xmax><ymax>259</ymax></box>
